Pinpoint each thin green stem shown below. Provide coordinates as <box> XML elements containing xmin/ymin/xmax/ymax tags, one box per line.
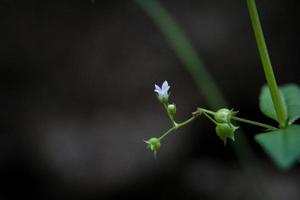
<box><xmin>232</xmin><ymin>116</ymin><xmax>277</xmax><ymax>131</ymax></box>
<box><xmin>246</xmin><ymin>0</ymin><xmax>287</xmax><ymax>128</ymax></box>
<box><xmin>177</xmin><ymin>116</ymin><xmax>197</xmax><ymax>127</ymax></box>
<box><xmin>159</xmin><ymin>115</ymin><xmax>197</xmax><ymax>140</ymax></box>
<box><xmin>202</xmin><ymin>112</ymin><xmax>217</xmax><ymax>125</ymax></box>
<box><xmin>197</xmin><ymin>108</ymin><xmax>215</xmax><ymax>115</ymax></box>
<box><xmin>159</xmin><ymin>126</ymin><xmax>177</xmax><ymax>140</ymax></box>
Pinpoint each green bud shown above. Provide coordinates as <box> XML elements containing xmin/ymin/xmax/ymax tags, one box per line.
<box><xmin>215</xmin><ymin>123</ymin><xmax>238</xmax><ymax>145</ymax></box>
<box><xmin>144</xmin><ymin>137</ymin><xmax>161</xmax><ymax>155</ymax></box>
<box><xmin>214</xmin><ymin>108</ymin><xmax>237</xmax><ymax>123</ymax></box>
<box><xmin>167</xmin><ymin>104</ymin><xmax>176</xmax><ymax>116</ymax></box>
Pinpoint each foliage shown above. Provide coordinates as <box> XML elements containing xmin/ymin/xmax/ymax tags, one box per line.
<box><xmin>257</xmin><ymin>85</ymin><xmax>300</xmax><ymax>169</ymax></box>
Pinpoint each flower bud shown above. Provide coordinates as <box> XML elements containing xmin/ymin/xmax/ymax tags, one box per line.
<box><xmin>215</xmin><ymin>123</ymin><xmax>238</xmax><ymax>145</ymax></box>
<box><xmin>144</xmin><ymin>137</ymin><xmax>161</xmax><ymax>155</ymax></box>
<box><xmin>214</xmin><ymin>108</ymin><xmax>235</xmax><ymax>123</ymax></box>
<box><xmin>167</xmin><ymin>104</ymin><xmax>176</xmax><ymax>116</ymax></box>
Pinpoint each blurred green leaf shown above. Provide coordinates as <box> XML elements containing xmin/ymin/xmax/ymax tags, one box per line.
<box><xmin>259</xmin><ymin>85</ymin><xmax>286</xmax><ymax>123</ymax></box>
<box><xmin>259</xmin><ymin>84</ymin><xmax>300</xmax><ymax>124</ymax></box>
<box><xmin>255</xmin><ymin>125</ymin><xmax>300</xmax><ymax>169</ymax></box>
<box><xmin>281</xmin><ymin>84</ymin><xmax>300</xmax><ymax>124</ymax></box>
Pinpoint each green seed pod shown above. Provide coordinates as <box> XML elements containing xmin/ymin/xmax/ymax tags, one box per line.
<box><xmin>144</xmin><ymin>137</ymin><xmax>161</xmax><ymax>155</ymax></box>
<box><xmin>214</xmin><ymin>108</ymin><xmax>231</xmax><ymax>123</ymax></box>
<box><xmin>167</xmin><ymin>104</ymin><xmax>176</xmax><ymax>116</ymax></box>
<box><xmin>215</xmin><ymin>123</ymin><xmax>238</xmax><ymax>145</ymax></box>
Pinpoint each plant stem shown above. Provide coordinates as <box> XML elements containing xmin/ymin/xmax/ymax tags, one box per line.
<box><xmin>232</xmin><ymin>116</ymin><xmax>277</xmax><ymax>130</ymax></box>
<box><xmin>159</xmin><ymin>115</ymin><xmax>197</xmax><ymax>140</ymax></box>
<box><xmin>202</xmin><ymin>112</ymin><xmax>218</xmax><ymax>124</ymax></box>
<box><xmin>159</xmin><ymin>126</ymin><xmax>177</xmax><ymax>140</ymax></box>
<box><xmin>177</xmin><ymin>115</ymin><xmax>197</xmax><ymax>127</ymax></box>
<box><xmin>246</xmin><ymin>0</ymin><xmax>287</xmax><ymax>127</ymax></box>
<box><xmin>197</xmin><ymin>108</ymin><xmax>215</xmax><ymax>115</ymax></box>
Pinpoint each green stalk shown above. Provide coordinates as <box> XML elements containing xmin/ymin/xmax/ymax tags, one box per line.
<box><xmin>246</xmin><ymin>0</ymin><xmax>287</xmax><ymax>127</ymax></box>
<box><xmin>158</xmin><ymin>108</ymin><xmax>279</xmax><ymax>141</ymax></box>
<box><xmin>232</xmin><ymin>116</ymin><xmax>277</xmax><ymax>131</ymax></box>
<box><xmin>159</xmin><ymin>115</ymin><xmax>196</xmax><ymax>140</ymax></box>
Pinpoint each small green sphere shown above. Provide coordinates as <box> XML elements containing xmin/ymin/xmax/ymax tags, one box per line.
<box><xmin>214</xmin><ymin>108</ymin><xmax>231</xmax><ymax>123</ymax></box>
<box><xmin>145</xmin><ymin>137</ymin><xmax>161</xmax><ymax>154</ymax></box>
<box><xmin>215</xmin><ymin>123</ymin><xmax>238</xmax><ymax>145</ymax></box>
<box><xmin>167</xmin><ymin>104</ymin><xmax>177</xmax><ymax>116</ymax></box>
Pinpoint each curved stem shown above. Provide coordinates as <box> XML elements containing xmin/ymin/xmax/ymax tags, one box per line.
<box><xmin>246</xmin><ymin>0</ymin><xmax>287</xmax><ymax>128</ymax></box>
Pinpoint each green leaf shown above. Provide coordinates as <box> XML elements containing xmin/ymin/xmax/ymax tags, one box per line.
<box><xmin>255</xmin><ymin>125</ymin><xmax>300</xmax><ymax>169</ymax></box>
<box><xmin>259</xmin><ymin>84</ymin><xmax>300</xmax><ymax>124</ymax></box>
<box><xmin>259</xmin><ymin>85</ymin><xmax>286</xmax><ymax>122</ymax></box>
<box><xmin>281</xmin><ymin>84</ymin><xmax>300</xmax><ymax>124</ymax></box>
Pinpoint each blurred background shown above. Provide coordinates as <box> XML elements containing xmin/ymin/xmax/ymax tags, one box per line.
<box><xmin>1</xmin><ymin>0</ymin><xmax>300</xmax><ymax>199</ymax></box>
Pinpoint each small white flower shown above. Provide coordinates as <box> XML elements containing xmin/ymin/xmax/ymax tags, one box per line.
<box><xmin>154</xmin><ymin>80</ymin><xmax>170</xmax><ymax>103</ymax></box>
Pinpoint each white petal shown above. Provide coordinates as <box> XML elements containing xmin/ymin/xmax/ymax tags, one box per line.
<box><xmin>154</xmin><ymin>84</ymin><xmax>161</xmax><ymax>91</ymax></box>
<box><xmin>163</xmin><ymin>87</ymin><xmax>170</xmax><ymax>94</ymax></box>
<box><xmin>162</xmin><ymin>80</ymin><xmax>170</xmax><ymax>91</ymax></box>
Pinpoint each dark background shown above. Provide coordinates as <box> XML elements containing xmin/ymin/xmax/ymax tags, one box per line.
<box><xmin>1</xmin><ymin>0</ymin><xmax>300</xmax><ymax>199</ymax></box>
